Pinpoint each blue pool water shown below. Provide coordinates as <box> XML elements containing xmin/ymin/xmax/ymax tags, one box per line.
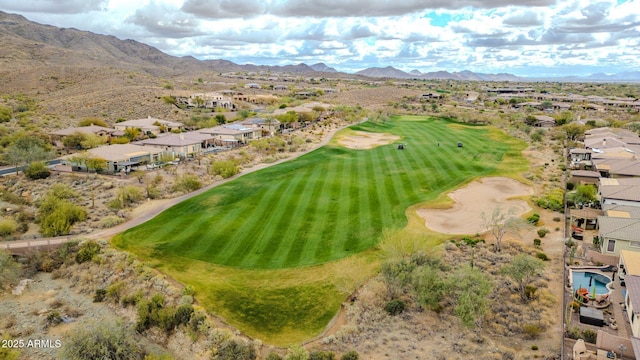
<box><xmin>571</xmin><ymin>271</ymin><xmax>611</xmax><ymax>295</ymax></box>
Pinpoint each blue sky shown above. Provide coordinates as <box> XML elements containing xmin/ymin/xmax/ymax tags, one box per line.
<box><xmin>1</xmin><ymin>0</ymin><xmax>639</xmax><ymax>77</ymax></box>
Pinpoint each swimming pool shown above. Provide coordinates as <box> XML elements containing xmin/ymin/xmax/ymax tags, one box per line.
<box><xmin>571</xmin><ymin>270</ymin><xmax>612</xmax><ymax>296</ymax></box>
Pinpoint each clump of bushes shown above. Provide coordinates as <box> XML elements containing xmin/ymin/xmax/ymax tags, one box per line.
<box><xmin>384</xmin><ymin>299</ymin><xmax>406</xmax><ymax>315</ymax></box>
<box><xmin>536</xmin><ymin>252</ymin><xmax>550</xmax><ymax>261</ymax></box>
<box><xmin>135</xmin><ymin>294</ymin><xmax>195</xmax><ymax>335</ymax></box>
<box><xmin>209</xmin><ymin>160</ymin><xmax>240</xmax><ymax>179</ymax></box>
<box><xmin>537</xmin><ymin>228</ymin><xmax>549</xmax><ymax>238</ymax></box>
<box><xmin>341</xmin><ymin>351</ymin><xmax>359</xmax><ymax>360</ymax></box>
<box><xmin>526</xmin><ymin>213</ymin><xmax>540</xmax><ymax>225</ymax></box>
<box><xmin>24</xmin><ymin>161</ymin><xmax>51</xmax><ymax>180</ymax></box>
<box><xmin>173</xmin><ymin>174</ymin><xmax>202</xmax><ymax>193</ymax></box>
<box><xmin>75</xmin><ymin>240</ymin><xmax>100</xmax><ymax>264</ymax></box>
<box><xmin>533</xmin><ymin>189</ymin><xmax>564</xmax><ymax>212</ymax></box>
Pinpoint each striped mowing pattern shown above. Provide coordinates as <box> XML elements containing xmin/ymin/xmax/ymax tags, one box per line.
<box><xmin>117</xmin><ymin>117</ymin><xmax>515</xmax><ymax>269</ymax></box>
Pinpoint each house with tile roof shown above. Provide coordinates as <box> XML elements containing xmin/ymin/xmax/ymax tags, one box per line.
<box><xmin>598</xmin><ymin>216</ymin><xmax>640</xmax><ymax>255</ymax></box>
<box><xmin>114</xmin><ymin>116</ymin><xmax>184</xmax><ymax>135</ymax></box>
<box><xmin>134</xmin><ymin>132</ymin><xmax>213</xmax><ymax>158</ymax></box>
<box><xmin>59</xmin><ymin>144</ymin><xmax>165</xmax><ymax>173</ymax></box>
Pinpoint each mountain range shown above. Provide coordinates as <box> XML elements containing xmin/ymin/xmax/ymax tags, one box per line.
<box><xmin>1</xmin><ymin>10</ymin><xmax>639</xmax><ymax>82</ymax></box>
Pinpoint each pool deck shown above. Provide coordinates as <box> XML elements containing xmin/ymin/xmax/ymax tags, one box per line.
<box><xmin>567</xmin><ymin>267</ymin><xmax>631</xmax><ymax>339</ymax></box>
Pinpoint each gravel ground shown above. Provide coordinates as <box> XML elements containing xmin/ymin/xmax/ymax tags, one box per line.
<box><xmin>0</xmin><ymin>272</ymin><xmax>124</xmax><ymax>359</ymax></box>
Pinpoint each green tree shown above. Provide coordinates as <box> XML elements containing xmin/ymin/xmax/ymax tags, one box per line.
<box><xmin>554</xmin><ymin>111</ymin><xmax>574</xmax><ymax>126</ymax></box>
<box><xmin>60</xmin><ymin>321</ymin><xmax>145</xmax><ymax>360</ymax></box>
<box><xmin>24</xmin><ymin>161</ymin><xmax>51</xmax><ymax>180</ymax></box>
<box><xmin>285</xmin><ymin>345</ymin><xmax>308</xmax><ymax>360</ymax></box>
<box><xmin>501</xmin><ymin>254</ymin><xmax>545</xmax><ymax>302</ymax></box>
<box><xmin>569</xmin><ymin>184</ymin><xmax>598</xmax><ymax>205</ymax></box>
<box><xmin>237</xmin><ymin>109</ymin><xmax>252</xmax><ymax>119</ymax></box>
<box><xmin>3</xmin><ymin>136</ymin><xmax>52</xmax><ymax>175</ymax></box>
<box><xmin>563</xmin><ymin>123</ymin><xmax>585</xmax><ymax>141</ymax></box>
<box><xmin>37</xmin><ymin>185</ymin><xmax>86</xmax><ymax>236</ymax></box>
<box><xmin>62</xmin><ymin>133</ymin><xmax>87</xmax><ymax>150</ymax></box>
<box><xmin>215</xmin><ymin>114</ymin><xmax>227</xmax><ymax>125</ymax></box>
<box><xmin>451</xmin><ymin>266</ymin><xmax>493</xmax><ymax>328</ymax></box>
<box><xmin>81</xmin><ymin>133</ymin><xmax>107</xmax><ymax>149</ymax></box>
<box><xmin>86</xmin><ymin>156</ymin><xmax>107</xmax><ymax>173</ymax></box>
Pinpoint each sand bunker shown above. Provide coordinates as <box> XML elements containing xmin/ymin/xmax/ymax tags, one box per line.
<box><xmin>417</xmin><ymin>177</ymin><xmax>533</xmax><ymax>234</ymax></box>
<box><xmin>338</xmin><ymin>131</ymin><xmax>400</xmax><ymax>149</ymax></box>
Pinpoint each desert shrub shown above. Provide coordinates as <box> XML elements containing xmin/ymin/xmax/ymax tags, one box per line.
<box><xmin>285</xmin><ymin>345</ymin><xmax>309</xmax><ymax>360</ymax></box>
<box><xmin>0</xmin><ymin>106</ymin><xmax>12</xmax><ymax>122</ymax></box>
<box><xmin>24</xmin><ymin>161</ymin><xmax>51</xmax><ymax>180</ymax></box>
<box><xmin>566</xmin><ymin>182</ymin><xmax>575</xmax><ymax>191</ymax></box>
<box><xmin>0</xmin><ymin>217</ymin><xmax>18</xmax><ymax>237</ymax></box>
<box><xmin>309</xmin><ymin>351</ymin><xmax>336</xmax><ymax>360</ymax></box>
<box><xmin>0</xmin><ymin>249</ymin><xmax>21</xmax><ymax>289</ymax></box>
<box><xmin>526</xmin><ymin>213</ymin><xmax>540</xmax><ymax>225</ymax></box>
<box><xmin>60</xmin><ymin>321</ymin><xmax>145</xmax><ymax>360</ymax></box>
<box><xmin>188</xmin><ymin>311</ymin><xmax>208</xmax><ymax>334</ymax></box>
<box><xmin>75</xmin><ymin>241</ymin><xmax>100</xmax><ymax>264</ymax></box>
<box><xmin>94</xmin><ymin>289</ymin><xmax>106</xmax><ymax>302</ymax></box>
<box><xmin>524</xmin><ymin>285</ymin><xmax>538</xmax><ymax>300</ymax></box>
<box><xmin>522</xmin><ymin>323</ymin><xmax>543</xmax><ymax>339</ymax></box>
<box><xmin>536</xmin><ymin>251</ymin><xmax>551</xmax><ymax>261</ymax></box>
<box><xmin>38</xmin><ymin>192</ymin><xmax>87</xmax><ymax>236</ymax></box>
<box><xmin>533</xmin><ymin>238</ymin><xmax>541</xmax><ymax>248</ymax></box>
<box><xmin>175</xmin><ymin>304</ymin><xmax>194</xmax><ymax>326</ymax></box>
<box><xmin>182</xmin><ymin>285</ymin><xmax>196</xmax><ymax>296</ymax></box>
<box><xmin>213</xmin><ymin>339</ymin><xmax>257</xmax><ymax>360</ymax></box>
<box><xmin>210</xmin><ymin>160</ymin><xmax>239</xmax><ymax>178</ymax></box>
<box><xmin>533</xmin><ymin>189</ymin><xmax>564</xmax><ymax>212</ymax></box>
<box><xmin>119</xmin><ymin>185</ymin><xmax>145</xmax><ymax>206</ymax></box>
<box><xmin>384</xmin><ymin>299</ymin><xmax>406</xmax><ymax>315</ymax></box>
<box><xmin>340</xmin><ymin>351</ymin><xmax>359</xmax><ymax>360</ymax></box>
<box><xmin>174</xmin><ymin>174</ymin><xmax>202</xmax><ymax>192</ymax></box>
<box><xmin>46</xmin><ymin>310</ymin><xmax>63</xmax><ymax>326</ymax></box>
<box><xmin>537</xmin><ymin>228</ymin><xmax>549</xmax><ymax>238</ymax></box>
<box><xmin>553</xmin><ymin>216</ymin><xmax>562</xmax><ymax>222</ymax></box>
<box><xmin>98</xmin><ymin>215</ymin><xmax>126</xmax><ymax>228</ymax></box>
<box><xmin>122</xmin><ymin>292</ymin><xmax>143</xmax><ymax>307</ymax></box>
<box><xmin>531</xmin><ymin>345</ymin><xmax>539</xmax><ymax>350</ymax></box>
<box><xmin>267</xmin><ymin>353</ymin><xmax>283</xmax><ymax>360</ymax></box>
<box><xmin>583</xmin><ymin>329</ymin><xmax>598</xmax><ymax>343</ymax></box>
<box><xmin>106</xmin><ymin>281</ymin><xmax>125</xmax><ymax>303</ymax></box>
<box><xmin>536</xmin><ymin>252</ymin><xmax>550</xmax><ymax>261</ymax></box>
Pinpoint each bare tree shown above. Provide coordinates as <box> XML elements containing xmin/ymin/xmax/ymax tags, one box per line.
<box><xmin>481</xmin><ymin>206</ymin><xmax>527</xmax><ymax>252</ymax></box>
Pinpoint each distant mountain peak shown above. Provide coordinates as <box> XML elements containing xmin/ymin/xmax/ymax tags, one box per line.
<box><xmin>310</xmin><ymin>63</ymin><xmax>337</xmax><ymax>72</ymax></box>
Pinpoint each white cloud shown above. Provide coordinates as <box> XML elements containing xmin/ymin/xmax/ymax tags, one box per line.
<box><xmin>1</xmin><ymin>0</ymin><xmax>638</xmax><ymax>76</ymax></box>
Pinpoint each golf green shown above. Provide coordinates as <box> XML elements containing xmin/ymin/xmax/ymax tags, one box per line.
<box><xmin>114</xmin><ymin>116</ymin><xmax>525</xmax><ymax>270</ymax></box>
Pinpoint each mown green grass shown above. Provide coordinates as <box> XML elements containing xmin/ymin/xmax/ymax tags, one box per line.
<box><xmin>112</xmin><ymin>116</ymin><xmax>528</xmax><ymax>344</ymax></box>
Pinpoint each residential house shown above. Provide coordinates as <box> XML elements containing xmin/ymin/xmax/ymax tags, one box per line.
<box><xmin>570</xmin><ymin>170</ymin><xmax>600</xmax><ymax>186</ymax></box>
<box><xmin>599</xmin><ymin>178</ymin><xmax>640</xmax><ymax>207</ymax></box>
<box><xmin>134</xmin><ymin>132</ymin><xmax>213</xmax><ymax>158</ymax></box>
<box><xmin>199</xmin><ymin>124</ymin><xmax>262</xmax><ymax>146</ymax></box>
<box><xmin>532</xmin><ymin>115</ymin><xmax>556</xmax><ymax>128</ymax></box>
<box><xmin>569</xmin><ymin>148</ymin><xmax>593</xmax><ymax>170</ymax></box>
<box><xmin>594</xmin><ymin>158</ymin><xmax>640</xmax><ymax>178</ymax></box>
<box><xmin>59</xmin><ymin>144</ymin><xmax>165</xmax><ymax>173</ymax></box>
<box><xmin>185</xmin><ymin>92</ymin><xmax>235</xmax><ymax>110</ymax></box>
<box><xmin>50</xmin><ymin>125</ymin><xmax>118</xmax><ymax>147</ymax></box>
<box><xmin>114</xmin><ymin>117</ymin><xmax>184</xmax><ymax>136</ymax></box>
<box><xmin>598</xmin><ymin>216</ymin><xmax>640</xmax><ymax>255</ymax></box>
<box><xmin>240</xmin><ymin>117</ymin><xmax>281</xmax><ymax>134</ymax></box>
<box><xmin>603</xmin><ymin>204</ymin><xmax>640</xmax><ymax>219</ymax></box>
